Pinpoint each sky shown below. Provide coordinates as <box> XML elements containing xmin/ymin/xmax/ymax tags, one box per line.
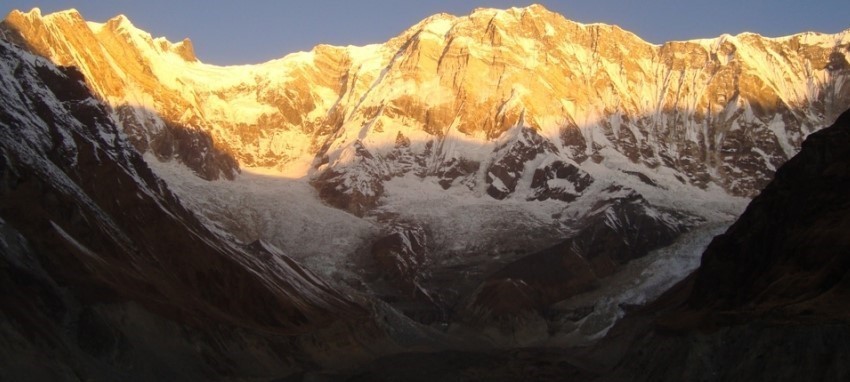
<box><xmin>3</xmin><ymin>1</ymin><xmax>849</xmax><ymax>65</ymax></box>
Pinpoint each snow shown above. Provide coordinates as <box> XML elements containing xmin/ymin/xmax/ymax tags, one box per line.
<box><xmin>22</xmin><ymin>4</ymin><xmax>839</xmax><ymax>191</ymax></box>
<box><xmin>768</xmin><ymin>113</ymin><xmax>796</xmax><ymax>159</ymax></box>
<box><xmin>421</xmin><ymin>16</ymin><xmax>455</xmax><ymax>37</ymax></box>
<box><xmin>378</xmin><ymin>173</ymin><xmax>569</xmax><ymax>256</ymax></box>
<box><xmin>488</xmin><ymin>173</ymin><xmax>509</xmax><ymax>192</ymax></box>
<box><xmin>145</xmin><ymin>154</ymin><xmax>380</xmax><ymax>279</ymax></box>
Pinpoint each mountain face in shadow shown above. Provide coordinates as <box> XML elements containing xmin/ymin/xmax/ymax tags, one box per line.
<box><xmin>687</xmin><ymin>110</ymin><xmax>850</xmax><ymax>316</ymax></box>
<box><xmin>3</xmin><ymin>5</ymin><xmax>847</xmax><ymax>339</ymax></box>
<box><xmin>0</xmin><ymin>38</ymin><xmax>444</xmax><ymax>381</ymax></box>
<box><xmin>0</xmin><ymin>9</ymin><xmax>239</xmax><ymax>181</ymax></box>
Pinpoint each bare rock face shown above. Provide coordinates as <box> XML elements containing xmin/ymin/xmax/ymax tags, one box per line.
<box><xmin>529</xmin><ymin>160</ymin><xmax>593</xmax><ymax>202</ymax></box>
<box><xmin>485</xmin><ymin>126</ymin><xmax>560</xmax><ymax>199</ymax></box>
<box><xmin>1</xmin><ymin>9</ymin><xmax>238</xmax><ymax>180</ymax></box>
<box><xmin>5</xmin><ymin>5</ymin><xmax>848</xmax><ymax>345</ymax></box>
<box><xmin>371</xmin><ymin>225</ymin><xmax>429</xmax><ymax>293</ymax></box>
<box><xmin>171</xmin><ymin>37</ymin><xmax>196</xmax><ymax>62</ymax></box>
<box><xmin>336</xmin><ymin>111</ymin><xmax>850</xmax><ymax>382</ymax></box>
<box><xmin>686</xmin><ymin>109</ymin><xmax>850</xmax><ymax>318</ymax></box>
<box><xmin>4</xmin><ymin>5</ymin><xmax>850</xmax><ymax>379</ymax></box>
<box><xmin>367</xmin><ymin>223</ymin><xmax>445</xmax><ymax>323</ymax></box>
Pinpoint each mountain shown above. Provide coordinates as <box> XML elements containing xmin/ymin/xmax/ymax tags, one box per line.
<box><xmin>0</xmin><ymin>38</ymin><xmax>446</xmax><ymax>381</ymax></box>
<box><xmin>4</xmin><ymin>2</ymin><xmax>850</xmax><ymax>345</ymax></box>
<box><xmin>2</xmin><ymin>4</ymin><xmax>850</xmax><ymax>378</ymax></box>
<box><xmin>4</xmin><ymin>6</ymin><xmax>848</xmax><ymax>204</ymax></box>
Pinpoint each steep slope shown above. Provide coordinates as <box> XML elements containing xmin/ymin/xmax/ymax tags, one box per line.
<box><xmin>0</xmin><ymin>38</ymin><xmax>437</xmax><ymax>380</ymax></box>
<box><xmin>1</xmin><ymin>8</ymin><xmax>240</xmax><ymax>181</ymax></box>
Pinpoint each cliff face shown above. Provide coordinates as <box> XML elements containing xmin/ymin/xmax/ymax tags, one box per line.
<box><xmin>1</xmin><ymin>9</ymin><xmax>238</xmax><ymax>180</ymax></box>
<box><xmin>3</xmin><ymin>5</ymin><xmax>849</xmax><ymax>212</ymax></box>
<box><xmin>3</xmin><ymin>5</ymin><xmax>850</xmax><ymax>379</ymax></box>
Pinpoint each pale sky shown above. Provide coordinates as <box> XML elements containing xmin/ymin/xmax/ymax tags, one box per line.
<box><xmin>3</xmin><ymin>1</ymin><xmax>849</xmax><ymax>65</ymax></box>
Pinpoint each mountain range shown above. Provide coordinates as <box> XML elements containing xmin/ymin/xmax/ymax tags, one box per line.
<box><xmin>1</xmin><ymin>4</ymin><xmax>849</xmax><ymax>380</ymax></box>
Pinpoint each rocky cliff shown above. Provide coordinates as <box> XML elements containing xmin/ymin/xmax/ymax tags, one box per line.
<box><xmin>341</xmin><ymin>108</ymin><xmax>850</xmax><ymax>381</ymax></box>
